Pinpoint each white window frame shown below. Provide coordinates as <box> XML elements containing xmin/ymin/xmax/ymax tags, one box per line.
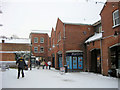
<box><xmin>57</xmin><ymin>32</ymin><xmax>61</xmax><ymax>42</ymax></box>
<box><xmin>34</xmin><ymin>47</ymin><xmax>38</xmax><ymax>53</ymax></box>
<box><xmin>40</xmin><ymin>46</ymin><xmax>44</xmax><ymax>53</ymax></box>
<box><xmin>113</xmin><ymin>10</ymin><xmax>120</xmax><ymax>28</ymax></box>
<box><xmin>34</xmin><ymin>37</ymin><xmax>38</xmax><ymax>43</ymax></box>
<box><xmin>40</xmin><ymin>37</ymin><xmax>44</xmax><ymax>43</ymax></box>
<box><xmin>52</xmin><ymin>39</ymin><xmax>55</xmax><ymax>48</ymax></box>
<box><xmin>99</xmin><ymin>26</ymin><xmax>102</xmax><ymax>33</ymax></box>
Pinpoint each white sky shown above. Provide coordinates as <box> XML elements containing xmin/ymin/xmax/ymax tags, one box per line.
<box><xmin>0</xmin><ymin>0</ymin><xmax>106</xmax><ymax>38</ymax></box>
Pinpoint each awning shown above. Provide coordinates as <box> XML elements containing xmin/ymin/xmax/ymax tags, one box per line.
<box><xmin>85</xmin><ymin>33</ymin><xmax>102</xmax><ymax>43</ymax></box>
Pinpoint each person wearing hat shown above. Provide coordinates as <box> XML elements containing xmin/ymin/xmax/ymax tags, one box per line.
<box><xmin>16</xmin><ymin>56</ymin><xmax>27</xmax><ymax>79</ymax></box>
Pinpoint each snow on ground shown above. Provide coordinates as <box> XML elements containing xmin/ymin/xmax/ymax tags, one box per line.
<box><xmin>0</xmin><ymin>70</ymin><xmax>2</xmax><ymax>90</ymax></box>
<box><xmin>1</xmin><ymin>67</ymin><xmax>118</xmax><ymax>88</ymax></box>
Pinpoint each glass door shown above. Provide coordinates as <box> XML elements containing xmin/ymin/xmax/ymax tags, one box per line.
<box><xmin>66</xmin><ymin>56</ymin><xmax>72</xmax><ymax>69</ymax></box>
<box><xmin>73</xmin><ymin>57</ymin><xmax>77</xmax><ymax>69</ymax></box>
<box><xmin>78</xmin><ymin>57</ymin><xmax>83</xmax><ymax>69</ymax></box>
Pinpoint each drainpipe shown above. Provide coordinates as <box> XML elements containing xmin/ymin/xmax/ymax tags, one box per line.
<box><xmin>63</xmin><ymin>23</ymin><xmax>66</xmax><ymax>66</ymax></box>
<box><xmin>100</xmin><ymin>32</ymin><xmax>103</xmax><ymax>74</ymax></box>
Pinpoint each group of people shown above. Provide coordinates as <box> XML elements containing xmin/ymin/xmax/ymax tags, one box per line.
<box><xmin>41</xmin><ymin>60</ymin><xmax>51</xmax><ymax>69</ymax></box>
<box><xmin>16</xmin><ymin>56</ymin><xmax>51</xmax><ymax>79</ymax></box>
<box><xmin>37</xmin><ymin>60</ymin><xmax>51</xmax><ymax>70</ymax></box>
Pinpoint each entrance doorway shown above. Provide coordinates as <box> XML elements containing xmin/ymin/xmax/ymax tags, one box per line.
<box><xmin>110</xmin><ymin>45</ymin><xmax>120</xmax><ymax>77</ymax></box>
<box><xmin>90</xmin><ymin>49</ymin><xmax>101</xmax><ymax>74</ymax></box>
<box><xmin>52</xmin><ymin>54</ymin><xmax>55</xmax><ymax>68</ymax></box>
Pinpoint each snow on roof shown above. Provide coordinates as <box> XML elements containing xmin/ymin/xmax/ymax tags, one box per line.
<box><xmin>59</xmin><ymin>17</ymin><xmax>99</xmax><ymax>25</ymax></box>
<box><xmin>85</xmin><ymin>33</ymin><xmax>102</xmax><ymax>43</ymax></box>
<box><xmin>30</xmin><ymin>30</ymin><xmax>49</xmax><ymax>34</ymax></box>
<box><xmin>0</xmin><ymin>38</ymin><xmax>30</xmax><ymax>44</ymax></box>
<box><xmin>0</xmin><ymin>51</ymin><xmax>30</xmax><ymax>53</ymax></box>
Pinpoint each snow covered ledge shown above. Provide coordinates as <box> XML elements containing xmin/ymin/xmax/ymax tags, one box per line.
<box><xmin>85</xmin><ymin>33</ymin><xmax>102</xmax><ymax>43</ymax></box>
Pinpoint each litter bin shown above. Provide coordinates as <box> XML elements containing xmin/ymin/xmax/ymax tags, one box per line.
<box><xmin>64</xmin><ymin>65</ymin><xmax>67</xmax><ymax>73</ymax></box>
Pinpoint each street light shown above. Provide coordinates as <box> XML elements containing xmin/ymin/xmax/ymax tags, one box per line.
<box><xmin>30</xmin><ymin>44</ymin><xmax>32</xmax><ymax>70</ymax></box>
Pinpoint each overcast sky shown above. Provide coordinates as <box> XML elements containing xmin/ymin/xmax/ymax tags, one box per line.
<box><xmin>0</xmin><ymin>0</ymin><xmax>106</xmax><ymax>38</ymax></box>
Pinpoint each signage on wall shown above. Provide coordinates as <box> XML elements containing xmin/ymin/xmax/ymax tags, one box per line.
<box><xmin>66</xmin><ymin>52</ymin><xmax>83</xmax><ymax>56</ymax></box>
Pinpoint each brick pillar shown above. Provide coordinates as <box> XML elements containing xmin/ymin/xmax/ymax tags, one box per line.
<box><xmin>87</xmin><ymin>50</ymin><xmax>91</xmax><ymax>72</ymax></box>
<box><xmin>102</xmin><ymin>44</ymin><xmax>109</xmax><ymax>76</ymax></box>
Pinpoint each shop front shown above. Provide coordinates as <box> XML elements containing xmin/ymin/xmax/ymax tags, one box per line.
<box><xmin>66</xmin><ymin>51</ymin><xmax>83</xmax><ymax>71</ymax></box>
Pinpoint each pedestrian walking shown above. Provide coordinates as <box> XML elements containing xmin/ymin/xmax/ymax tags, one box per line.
<box><xmin>45</xmin><ymin>61</ymin><xmax>48</xmax><ymax>69</ymax></box>
<box><xmin>16</xmin><ymin>56</ymin><xmax>27</xmax><ymax>79</ymax></box>
<box><xmin>37</xmin><ymin>60</ymin><xmax>41</xmax><ymax>69</ymax></box>
<box><xmin>47</xmin><ymin>61</ymin><xmax>51</xmax><ymax>70</ymax></box>
<box><xmin>41</xmin><ymin>60</ymin><xmax>45</xmax><ymax>69</ymax></box>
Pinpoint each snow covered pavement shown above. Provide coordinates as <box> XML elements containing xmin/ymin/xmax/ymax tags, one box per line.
<box><xmin>0</xmin><ymin>68</ymin><xmax>118</xmax><ymax>88</ymax></box>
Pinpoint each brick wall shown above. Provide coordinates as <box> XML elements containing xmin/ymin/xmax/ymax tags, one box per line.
<box><xmin>100</xmin><ymin>2</ymin><xmax>120</xmax><ymax>75</ymax></box>
<box><xmin>0</xmin><ymin>43</ymin><xmax>30</xmax><ymax>61</ymax></box>
<box><xmin>30</xmin><ymin>33</ymin><xmax>49</xmax><ymax>60</ymax></box>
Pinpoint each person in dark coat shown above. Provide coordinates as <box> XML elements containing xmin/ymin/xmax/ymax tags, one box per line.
<box><xmin>16</xmin><ymin>56</ymin><xmax>27</xmax><ymax>79</ymax></box>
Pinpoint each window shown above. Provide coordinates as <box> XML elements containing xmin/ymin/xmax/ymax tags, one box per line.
<box><xmin>40</xmin><ymin>37</ymin><xmax>44</xmax><ymax>43</ymax></box>
<box><xmin>34</xmin><ymin>47</ymin><xmax>38</xmax><ymax>53</ymax></box>
<box><xmin>57</xmin><ymin>32</ymin><xmax>61</xmax><ymax>42</ymax></box>
<box><xmin>83</xmin><ymin>31</ymin><xmax>87</xmax><ymax>35</ymax></box>
<box><xmin>113</xmin><ymin>10</ymin><xmax>120</xmax><ymax>27</ymax></box>
<box><xmin>34</xmin><ymin>37</ymin><xmax>38</xmax><ymax>43</ymax></box>
<box><xmin>40</xmin><ymin>46</ymin><xmax>44</xmax><ymax>53</ymax></box>
<box><xmin>99</xmin><ymin>26</ymin><xmax>102</xmax><ymax>33</ymax></box>
<box><xmin>52</xmin><ymin>39</ymin><xmax>55</xmax><ymax>48</ymax></box>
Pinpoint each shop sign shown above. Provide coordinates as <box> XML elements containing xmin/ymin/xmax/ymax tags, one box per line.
<box><xmin>66</xmin><ymin>52</ymin><xmax>83</xmax><ymax>56</ymax></box>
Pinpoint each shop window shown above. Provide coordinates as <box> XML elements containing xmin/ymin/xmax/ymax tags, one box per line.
<box><xmin>113</xmin><ymin>10</ymin><xmax>120</xmax><ymax>27</ymax></box>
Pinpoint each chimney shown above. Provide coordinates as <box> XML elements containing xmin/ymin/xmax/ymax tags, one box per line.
<box><xmin>2</xmin><ymin>40</ymin><xmax>4</xmax><ymax>43</ymax></box>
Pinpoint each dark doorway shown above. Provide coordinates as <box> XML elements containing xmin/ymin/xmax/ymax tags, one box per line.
<box><xmin>52</xmin><ymin>57</ymin><xmax>55</xmax><ymax>68</ymax></box>
<box><xmin>52</xmin><ymin>54</ymin><xmax>55</xmax><ymax>68</ymax></box>
<box><xmin>110</xmin><ymin>46</ymin><xmax>120</xmax><ymax>77</ymax></box>
<box><xmin>90</xmin><ymin>49</ymin><xmax>101</xmax><ymax>74</ymax></box>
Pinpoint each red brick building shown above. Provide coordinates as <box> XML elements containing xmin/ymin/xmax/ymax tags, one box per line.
<box><xmin>85</xmin><ymin>1</ymin><xmax>120</xmax><ymax>76</ymax></box>
<box><xmin>30</xmin><ymin>32</ymin><xmax>49</xmax><ymax>61</ymax></box>
<box><xmin>85</xmin><ymin>20</ymin><xmax>102</xmax><ymax>74</ymax></box>
<box><xmin>48</xmin><ymin>28</ymin><xmax>56</xmax><ymax>67</ymax></box>
<box><xmin>100</xmin><ymin>2</ymin><xmax>120</xmax><ymax>76</ymax></box>
<box><xmin>0</xmin><ymin>38</ymin><xmax>30</xmax><ymax>61</ymax></box>
<box><xmin>49</xmin><ymin>18</ymin><xmax>94</xmax><ymax>71</ymax></box>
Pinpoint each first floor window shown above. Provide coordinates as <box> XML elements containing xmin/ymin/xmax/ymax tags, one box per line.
<box><xmin>40</xmin><ymin>37</ymin><xmax>44</xmax><ymax>43</ymax></box>
<box><xmin>40</xmin><ymin>47</ymin><xmax>44</xmax><ymax>53</ymax></box>
<box><xmin>34</xmin><ymin>47</ymin><xmax>38</xmax><ymax>53</ymax></box>
<box><xmin>113</xmin><ymin>10</ymin><xmax>120</xmax><ymax>27</ymax></box>
<box><xmin>99</xmin><ymin>26</ymin><xmax>102</xmax><ymax>33</ymax></box>
<box><xmin>34</xmin><ymin>37</ymin><xmax>38</xmax><ymax>43</ymax></box>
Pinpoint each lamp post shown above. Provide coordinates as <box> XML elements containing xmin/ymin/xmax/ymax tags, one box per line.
<box><xmin>30</xmin><ymin>44</ymin><xmax>32</xmax><ymax>70</ymax></box>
